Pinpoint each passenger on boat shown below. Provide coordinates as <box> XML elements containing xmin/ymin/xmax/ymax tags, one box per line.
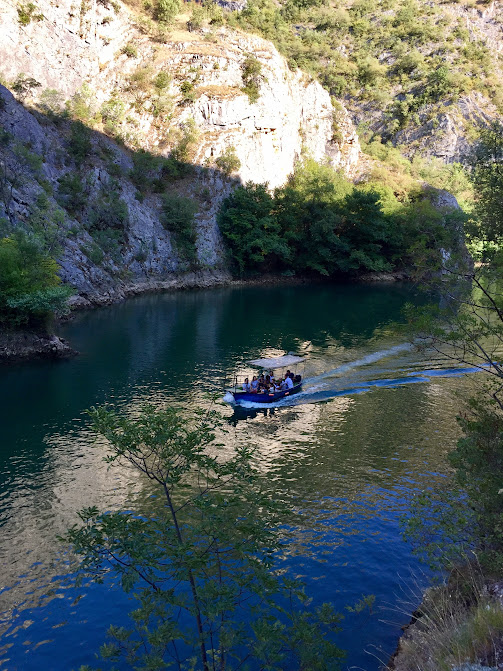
<box><xmin>285</xmin><ymin>375</ymin><xmax>294</xmax><ymax>390</ymax></box>
<box><xmin>242</xmin><ymin>377</ymin><xmax>251</xmax><ymax>392</ymax></box>
<box><xmin>250</xmin><ymin>376</ymin><xmax>259</xmax><ymax>392</ymax></box>
<box><xmin>256</xmin><ymin>374</ymin><xmax>266</xmax><ymax>393</ymax></box>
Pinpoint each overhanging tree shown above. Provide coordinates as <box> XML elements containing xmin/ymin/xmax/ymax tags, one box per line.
<box><xmin>66</xmin><ymin>404</ymin><xmax>344</xmax><ymax>671</ymax></box>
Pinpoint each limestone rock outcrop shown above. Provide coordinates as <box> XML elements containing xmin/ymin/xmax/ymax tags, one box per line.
<box><xmin>393</xmin><ymin>93</ymin><xmax>501</xmax><ymax>163</ymax></box>
<box><xmin>0</xmin><ymin>0</ymin><xmax>361</xmax><ymax>301</ymax></box>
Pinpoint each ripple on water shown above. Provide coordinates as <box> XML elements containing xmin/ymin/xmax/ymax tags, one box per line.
<box><xmin>0</xmin><ymin>284</ymin><xmax>490</xmax><ymax>671</ymax></box>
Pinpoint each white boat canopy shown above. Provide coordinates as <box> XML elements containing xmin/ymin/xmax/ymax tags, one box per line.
<box><xmin>247</xmin><ymin>354</ymin><xmax>306</xmax><ymax>369</ymax></box>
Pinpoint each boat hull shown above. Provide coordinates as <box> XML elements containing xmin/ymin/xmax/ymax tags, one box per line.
<box><xmin>231</xmin><ymin>383</ymin><xmax>302</xmax><ymax>404</ymax></box>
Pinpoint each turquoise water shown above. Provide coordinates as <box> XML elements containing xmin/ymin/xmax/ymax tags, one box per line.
<box><xmin>0</xmin><ymin>283</ymin><xmax>485</xmax><ymax>670</ymax></box>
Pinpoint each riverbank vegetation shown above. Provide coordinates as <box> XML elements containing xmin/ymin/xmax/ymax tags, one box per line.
<box><xmin>395</xmin><ymin>122</ymin><xmax>503</xmax><ymax>670</ymax></box>
<box><xmin>66</xmin><ymin>404</ymin><xmax>346</xmax><ymax>670</ymax></box>
<box><xmin>218</xmin><ymin>158</ymin><xmax>464</xmax><ymax>277</ymax></box>
<box><xmin>0</xmin><ymin>230</ymin><xmax>72</xmax><ymax>329</ymax></box>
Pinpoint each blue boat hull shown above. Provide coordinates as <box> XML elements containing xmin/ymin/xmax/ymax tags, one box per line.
<box><xmin>231</xmin><ymin>383</ymin><xmax>302</xmax><ymax>404</ymax></box>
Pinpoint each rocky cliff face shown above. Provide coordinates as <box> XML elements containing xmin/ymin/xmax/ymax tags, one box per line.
<box><xmin>0</xmin><ymin>0</ymin><xmax>361</xmax><ymax>304</ymax></box>
<box><xmin>345</xmin><ymin>0</ymin><xmax>503</xmax><ymax>164</ymax></box>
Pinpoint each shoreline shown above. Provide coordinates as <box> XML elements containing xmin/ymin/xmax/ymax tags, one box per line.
<box><xmin>66</xmin><ymin>268</ymin><xmax>409</xmax><ymax>311</ymax></box>
<box><xmin>0</xmin><ymin>269</ymin><xmax>409</xmax><ymax>362</ymax></box>
<box><xmin>0</xmin><ymin>330</ymin><xmax>78</xmax><ymax>362</ymax></box>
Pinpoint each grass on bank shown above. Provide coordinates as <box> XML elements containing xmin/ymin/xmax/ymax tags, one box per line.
<box><xmin>390</xmin><ymin>562</ymin><xmax>503</xmax><ymax>671</ymax></box>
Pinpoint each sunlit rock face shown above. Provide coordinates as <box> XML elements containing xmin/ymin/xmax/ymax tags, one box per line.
<box><xmin>0</xmin><ymin>0</ymin><xmax>361</xmax><ymax>301</ymax></box>
<box><xmin>0</xmin><ymin>0</ymin><xmax>131</xmax><ymax>97</ymax></box>
<box><xmin>178</xmin><ymin>31</ymin><xmax>361</xmax><ymax>187</ymax></box>
<box><xmin>0</xmin><ymin>0</ymin><xmax>361</xmax><ymax>185</ymax></box>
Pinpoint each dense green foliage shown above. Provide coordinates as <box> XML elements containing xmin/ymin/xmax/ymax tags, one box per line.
<box><xmin>227</xmin><ymin>0</ymin><xmax>502</xmax><ymax>135</ymax></box>
<box><xmin>403</xmin><ymin>142</ymin><xmax>503</xmax><ymax>576</ymax></box>
<box><xmin>0</xmin><ymin>232</ymin><xmax>71</xmax><ymax>328</ymax></box>
<box><xmin>155</xmin><ymin>0</ymin><xmax>180</xmax><ymax>23</ymax></box>
<box><xmin>161</xmin><ymin>192</ymin><xmax>198</xmax><ymax>263</ymax></box>
<box><xmin>66</xmin><ymin>405</ymin><xmax>345</xmax><ymax>671</ymax></box>
<box><xmin>241</xmin><ymin>55</ymin><xmax>264</xmax><ymax>103</ymax></box>
<box><xmin>470</xmin><ymin>121</ymin><xmax>503</xmax><ymax>245</ymax></box>
<box><xmin>215</xmin><ymin>146</ymin><xmax>241</xmax><ymax>176</ymax></box>
<box><xmin>218</xmin><ymin>160</ymin><xmax>457</xmax><ymax>277</ymax></box>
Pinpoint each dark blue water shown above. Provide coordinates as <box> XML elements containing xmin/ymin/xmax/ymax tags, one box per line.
<box><xmin>0</xmin><ymin>283</ymin><xmax>485</xmax><ymax>670</ymax></box>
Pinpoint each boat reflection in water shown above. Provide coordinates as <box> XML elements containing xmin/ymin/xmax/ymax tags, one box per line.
<box><xmin>227</xmin><ymin>405</ymin><xmax>277</xmax><ymax>425</ymax></box>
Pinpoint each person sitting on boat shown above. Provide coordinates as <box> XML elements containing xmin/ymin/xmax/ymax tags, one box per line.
<box><xmin>285</xmin><ymin>374</ymin><xmax>294</xmax><ymax>390</ymax></box>
<box><xmin>250</xmin><ymin>375</ymin><xmax>259</xmax><ymax>392</ymax></box>
<box><xmin>257</xmin><ymin>374</ymin><xmax>266</xmax><ymax>392</ymax></box>
<box><xmin>264</xmin><ymin>375</ymin><xmax>274</xmax><ymax>392</ymax></box>
<box><xmin>242</xmin><ymin>377</ymin><xmax>251</xmax><ymax>392</ymax></box>
<box><xmin>279</xmin><ymin>377</ymin><xmax>289</xmax><ymax>391</ymax></box>
<box><xmin>268</xmin><ymin>370</ymin><xmax>275</xmax><ymax>383</ymax></box>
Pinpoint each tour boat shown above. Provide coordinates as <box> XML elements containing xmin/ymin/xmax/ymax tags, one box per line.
<box><xmin>229</xmin><ymin>354</ymin><xmax>305</xmax><ymax>405</ymax></box>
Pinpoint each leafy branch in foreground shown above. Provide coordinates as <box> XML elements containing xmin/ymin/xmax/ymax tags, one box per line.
<box><xmin>65</xmin><ymin>404</ymin><xmax>344</xmax><ymax>670</ymax></box>
<box><xmin>403</xmin><ymin>254</ymin><xmax>503</xmax><ymax>574</ymax></box>
<box><xmin>404</xmin><ymin>252</ymin><xmax>503</xmax><ymax>409</ymax></box>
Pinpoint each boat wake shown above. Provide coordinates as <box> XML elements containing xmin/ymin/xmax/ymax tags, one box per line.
<box><xmin>224</xmin><ymin>342</ymin><xmax>494</xmax><ymax>409</ymax></box>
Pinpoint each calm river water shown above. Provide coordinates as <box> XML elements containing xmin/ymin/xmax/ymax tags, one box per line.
<box><xmin>0</xmin><ymin>283</ymin><xmax>485</xmax><ymax>670</ymax></box>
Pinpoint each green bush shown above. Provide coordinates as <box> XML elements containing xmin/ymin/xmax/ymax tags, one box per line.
<box><xmin>88</xmin><ymin>186</ymin><xmax>129</xmax><ymax>233</ymax></box>
<box><xmin>92</xmin><ymin>228</ymin><xmax>123</xmax><ymax>262</ymax></box>
<box><xmin>155</xmin><ymin>0</ymin><xmax>180</xmax><ymax>23</ymax></box>
<box><xmin>121</xmin><ymin>42</ymin><xmax>138</xmax><ymax>58</ymax></box>
<box><xmin>17</xmin><ymin>2</ymin><xmax>44</xmax><ymax>25</ymax></box>
<box><xmin>66</xmin><ymin>83</ymin><xmax>96</xmax><ymax>124</ymax></box>
<box><xmin>11</xmin><ymin>74</ymin><xmax>42</xmax><ymax>101</ymax></box>
<box><xmin>161</xmin><ymin>192</ymin><xmax>198</xmax><ymax>262</ymax></box>
<box><xmin>100</xmin><ymin>97</ymin><xmax>126</xmax><ymax>134</ymax></box>
<box><xmin>38</xmin><ymin>88</ymin><xmax>65</xmax><ymax>118</ymax></box>
<box><xmin>179</xmin><ymin>79</ymin><xmax>196</xmax><ymax>105</ymax></box>
<box><xmin>0</xmin><ymin>232</ymin><xmax>71</xmax><ymax>328</ymax></box>
<box><xmin>81</xmin><ymin>241</ymin><xmax>105</xmax><ymax>265</ymax></box>
<box><xmin>215</xmin><ymin>145</ymin><xmax>241</xmax><ymax>176</ymax></box>
<box><xmin>169</xmin><ymin>119</ymin><xmax>199</xmax><ymax>164</ymax></box>
<box><xmin>57</xmin><ymin>173</ymin><xmax>88</xmax><ymax>217</ymax></box>
<box><xmin>68</xmin><ymin>121</ymin><xmax>92</xmax><ymax>164</ymax></box>
<box><xmin>154</xmin><ymin>70</ymin><xmax>171</xmax><ymax>90</ymax></box>
<box><xmin>241</xmin><ymin>54</ymin><xmax>264</xmax><ymax>103</ymax></box>
<box><xmin>130</xmin><ymin>149</ymin><xmax>162</xmax><ymax>190</ymax></box>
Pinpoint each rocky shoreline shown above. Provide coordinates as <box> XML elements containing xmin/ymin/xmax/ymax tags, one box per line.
<box><xmin>1</xmin><ymin>269</ymin><xmax>409</xmax><ymax>362</ymax></box>
<box><xmin>387</xmin><ymin>579</ymin><xmax>503</xmax><ymax>671</ymax></box>
<box><xmin>0</xmin><ymin>330</ymin><xmax>77</xmax><ymax>362</ymax></box>
<box><xmin>67</xmin><ymin>268</ymin><xmax>409</xmax><ymax>311</ymax></box>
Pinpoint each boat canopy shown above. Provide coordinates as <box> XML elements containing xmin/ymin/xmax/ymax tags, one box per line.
<box><xmin>247</xmin><ymin>354</ymin><xmax>306</xmax><ymax>369</ymax></box>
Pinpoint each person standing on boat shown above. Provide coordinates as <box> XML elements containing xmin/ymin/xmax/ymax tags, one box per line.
<box><xmin>242</xmin><ymin>377</ymin><xmax>251</xmax><ymax>392</ymax></box>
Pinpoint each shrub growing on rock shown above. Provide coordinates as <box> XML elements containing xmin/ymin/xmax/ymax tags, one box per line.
<box><xmin>0</xmin><ymin>232</ymin><xmax>71</xmax><ymax>328</ymax></box>
<box><xmin>161</xmin><ymin>192</ymin><xmax>198</xmax><ymax>262</ymax></box>
<box><xmin>215</xmin><ymin>145</ymin><xmax>241</xmax><ymax>176</ymax></box>
<box><xmin>241</xmin><ymin>54</ymin><xmax>264</xmax><ymax>103</ymax></box>
<box><xmin>155</xmin><ymin>0</ymin><xmax>179</xmax><ymax>23</ymax></box>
